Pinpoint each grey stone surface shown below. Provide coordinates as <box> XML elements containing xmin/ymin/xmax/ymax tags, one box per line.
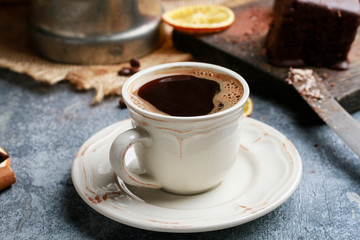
<box><xmin>0</xmin><ymin>68</ymin><xmax>359</xmax><ymax>239</ymax></box>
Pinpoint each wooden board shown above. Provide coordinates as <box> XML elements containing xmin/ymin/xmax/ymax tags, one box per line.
<box><xmin>172</xmin><ymin>0</ymin><xmax>360</xmax><ymax>113</ymax></box>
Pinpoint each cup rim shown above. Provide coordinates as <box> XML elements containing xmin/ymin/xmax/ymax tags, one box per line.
<box><xmin>122</xmin><ymin>62</ymin><xmax>250</xmax><ymax>122</ymax></box>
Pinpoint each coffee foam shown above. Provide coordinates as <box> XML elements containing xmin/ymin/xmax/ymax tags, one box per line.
<box><xmin>210</xmin><ymin>76</ymin><xmax>243</xmax><ymax>114</ymax></box>
<box><xmin>129</xmin><ymin>68</ymin><xmax>244</xmax><ymax>116</ymax></box>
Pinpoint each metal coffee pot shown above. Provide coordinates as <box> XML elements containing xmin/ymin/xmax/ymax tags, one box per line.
<box><xmin>29</xmin><ymin>0</ymin><xmax>164</xmax><ymax>65</ymax></box>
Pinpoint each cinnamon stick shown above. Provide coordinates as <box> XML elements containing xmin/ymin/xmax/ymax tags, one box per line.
<box><xmin>0</xmin><ymin>166</ymin><xmax>16</xmax><ymax>191</ymax></box>
<box><xmin>0</xmin><ymin>147</ymin><xmax>16</xmax><ymax>190</ymax></box>
<box><xmin>0</xmin><ymin>151</ymin><xmax>9</xmax><ymax>164</ymax></box>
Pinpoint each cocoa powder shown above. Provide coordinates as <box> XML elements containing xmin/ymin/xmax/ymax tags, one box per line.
<box><xmin>221</xmin><ymin>6</ymin><xmax>272</xmax><ymax>43</ymax></box>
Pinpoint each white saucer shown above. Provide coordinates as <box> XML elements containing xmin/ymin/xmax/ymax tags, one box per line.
<box><xmin>72</xmin><ymin>118</ymin><xmax>302</xmax><ymax>233</ymax></box>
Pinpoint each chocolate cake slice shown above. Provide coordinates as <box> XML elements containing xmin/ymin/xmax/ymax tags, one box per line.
<box><xmin>266</xmin><ymin>0</ymin><xmax>360</xmax><ymax>70</ymax></box>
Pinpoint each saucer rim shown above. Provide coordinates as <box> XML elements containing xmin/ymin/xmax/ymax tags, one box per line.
<box><xmin>71</xmin><ymin>117</ymin><xmax>302</xmax><ymax>233</ymax></box>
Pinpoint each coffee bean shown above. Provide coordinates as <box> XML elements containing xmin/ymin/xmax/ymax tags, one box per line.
<box><xmin>118</xmin><ymin>96</ymin><xmax>127</xmax><ymax>109</ymax></box>
<box><xmin>118</xmin><ymin>59</ymin><xmax>140</xmax><ymax>77</ymax></box>
<box><xmin>118</xmin><ymin>67</ymin><xmax>132</xmax><ymax>76</ymax></box>
<box><xmin>130</xmin><ymin>58</ymin><xmax>140</xmax><ymax>68</ymax></box>
<box><xmin>130</xmin><ymin>67</ymin><xmax>139</xmax><ymax>74</ymax></box>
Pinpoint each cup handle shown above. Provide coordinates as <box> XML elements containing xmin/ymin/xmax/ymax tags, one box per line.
<box><xmin>109</xmin><ymin>127</ymin><xmax>161</xmax><ymax>189</ymax></box>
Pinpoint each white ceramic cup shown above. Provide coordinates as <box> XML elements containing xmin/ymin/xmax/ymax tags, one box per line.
<box><xmin>110</xmin><ymin>62</ymin><xmax>249</xmax><ymax>195</ymax></box>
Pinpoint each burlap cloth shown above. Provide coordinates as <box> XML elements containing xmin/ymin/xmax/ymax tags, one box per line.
<box><xmin>0</xmin><ymin>0</ymin><xmax>251</xmax><ymax>103</ymax></box>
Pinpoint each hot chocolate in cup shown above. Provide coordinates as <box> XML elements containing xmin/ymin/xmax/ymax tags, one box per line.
<box><xmin>110</xmin><ymin>62</ymin><xmax>249</xmax><ymax>195</ymax></box>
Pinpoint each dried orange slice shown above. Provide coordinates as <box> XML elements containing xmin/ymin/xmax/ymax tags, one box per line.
<box><xmin>162</xmin><ymin>4</ymin><xmax>235</xmax><ymax>34</ymax></box>
<box><xmin>243</xmin><ymin>97</ymin><xmax>253</xmax><ymax>117</ymax></box>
